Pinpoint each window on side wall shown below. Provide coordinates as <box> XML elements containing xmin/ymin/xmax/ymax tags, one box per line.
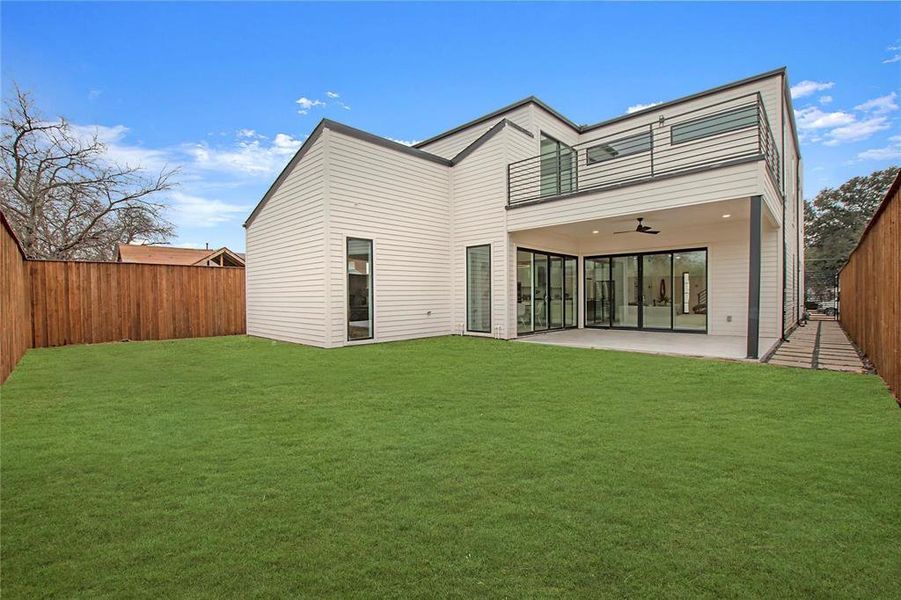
<box><xmin>586</xmin><ymin>131</ymin><xmax>652</xmax><ymax>165</ymax></box>
<box><xmin>670</xmin><ymin>104</ymin><xmax>758</xmax><ymax>145</ymax></box>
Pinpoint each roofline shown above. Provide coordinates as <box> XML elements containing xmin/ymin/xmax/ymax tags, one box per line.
<box><xmin>195</xmin><ymin>246</ymin><xmax>246</xmax><ymax>266</ymax></box>
<box><xmin>243</xmin><ymin>117</ymin><xmax>532</xmax><ymax>228</ymax></box>
<box><xmin>840</xmin><ymin>170</ymin><xmax>901</xmax><ymax>274</ymax></box>
<box><xmin>579</xmin><ymin>67</ymin><xmax>788</xmax><ymax>133</ymax></box>
<box><xmin>780</xmin><ymin>69</ymin><xmax>803</xmax><ymax>160</ymax></box>
<box><xmin>413</xmin><ymin>96</ymin><xmax>579</xmax><ymax>149</ymax></box>
<box><xmin>413</xmin><ymin>67</ymin><xmax>791</xmax><ymax>151</ymax></box>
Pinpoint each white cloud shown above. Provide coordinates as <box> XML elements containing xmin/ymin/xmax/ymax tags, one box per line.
<box><xmin>884</xmin><ymin>54</ymin><xmax>901</xmax><ymax>64</ymax></box>
<box><xmin>236</xmin><ymin>128</ymin><xmax>265</xmax><ymax>139</ymax></box>
<box><xmin>626</xmin><ymin>102</ymin><xmax>661</xmax><ymax>114</ymax></box>
<box><xmin>883</xmin><ymin>43</ymin><xmax>901</xmax><ymax>64</ymax></box>
<box><xmin>790</xmin><ymin>80</ymin><xmax>834</xmax><ymax>99</ymax></box>
<box><xmin>794</xmin><ymin>107</ymin><xmax>855</xmax><ymax>130</ymax></box>
<box><xmin>854</xmin><ymin>92</ymin><xmax>898</xmax><ymax>115</ymax></box>
<box><xmin>186</xmin><ymin>132</ymin><xmax>304</xmax><ymax>175</ymax></box>
<box><xmin>295</xmin><ymin>96</ymin><xmax>326</xmax><ymax>115</ymax></box>
<box><xmin>69</xmin><ymin>123</ymin><xmax>171</xmax><ymax>170</ymax></box>
<box><xmin>819</xmin><ymin>95</ymin><xmax>833</xmax><ymax>105</ymax></box>
<box><xmin>326</xmin><ymin>91</ymin><xmax>340</xmax><ymax>99</ymax></box>
<box><xmin>167</xmin><ymin>191</ymin><xmax>250</xmax><ymax>228</ymax></box>
<box><xmin>824</xmin><ymin>116</ymin><xmax>891</xmax><ymax>146</ymax></box>
<box><xmin>857</xmin><ymin>135</ymin><xmax>901</xmax><ymax>161</ymax></box>
<box><xmin>387</xmin><ymin>138</ymin><xmax>420</xmax><ymax>146</ymax></box>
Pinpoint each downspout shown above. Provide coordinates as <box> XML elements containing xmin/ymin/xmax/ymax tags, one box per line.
<box><xmin>778</xmin><ymin>74</ymin><xmax>787</xmax><ymax>341</ymax></box>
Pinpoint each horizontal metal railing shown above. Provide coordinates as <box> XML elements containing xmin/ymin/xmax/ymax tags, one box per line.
<box><xmin>508</xmin><ymin>93</ymin><xmax>781</xmax><ymax>206</ymax></box>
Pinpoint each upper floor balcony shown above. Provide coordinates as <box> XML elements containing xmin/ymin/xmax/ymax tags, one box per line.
<box><xmin>507</xmin><ymin>93</ymin><xmax>781</xmax><ymax>207</ymax></box>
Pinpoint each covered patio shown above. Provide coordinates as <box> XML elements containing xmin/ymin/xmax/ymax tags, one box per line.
<box><xmin>515</xmin><ymin>328</ymin><xmax>779</xmax><ymax>361</ymax></box>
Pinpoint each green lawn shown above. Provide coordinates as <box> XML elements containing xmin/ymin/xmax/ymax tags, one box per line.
<box><xmin>1</xmin><ymin>336</ymin><xmax>899</xmax><ymax>598</ymax></box>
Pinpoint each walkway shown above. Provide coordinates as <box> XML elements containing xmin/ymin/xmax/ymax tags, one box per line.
<box><xmin>765</xmin><ymin>316</ymin><xmax>868</xmax><ymax>373</ymax></box>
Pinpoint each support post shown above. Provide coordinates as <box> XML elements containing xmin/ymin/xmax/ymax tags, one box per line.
<box><xmin>747</xmin><ymin>195</ymin><xmax>762</xmax><ymax>359</ymax></box>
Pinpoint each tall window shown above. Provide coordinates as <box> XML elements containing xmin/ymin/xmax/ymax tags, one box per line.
<box><xmin>539</xmin><ymin>133</ymin><xmax>575</xmax><ymax>197</ymax></box>
<box><xmin>466</xmin><ymin>245</ymin><xmax>491</xmax><ymax>333</ymax></box>
<box><xmin>347</xmin><ymin>238</ymin><xmax>373</xmax><ymax>340</ymax></box>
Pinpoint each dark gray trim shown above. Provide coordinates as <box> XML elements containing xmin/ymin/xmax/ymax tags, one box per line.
<box><xmin>347</xmin><ymin>237</ymin><xmax>374</xmax><ymax>342</ymax></box>
<box><xmin>450</xmin><ymin>119</ymin><xmax>534</xmax><ymax>165</ymax></box>
<box><xmin>781</xmin><ymin>70</ymin><xmax>803</xmax><ymax>160</ymax></box>
<box><xmin>414</xmin><ymin>68</ymin><xmax>789</xmax><ymax>151</ymax></box>
<box><xmin>747</xmin><ymin>195</ymin><xmax>763</xmax><ymax>359</ymax></box>
<box><xmin>243</xmin><ymin>120</ymin><xmax>326</xmax><ymax>228</ymax></box>
<box><xmin>506</xmin><ymin>155</ymin><xmax>763</xmax><ymax>210</ymax></box>
<box><xmin>243</xmin><ymin>119</ymin><xmax>451</xmax><ymax>228</ymax></box>
<box><xmin>580</xmin><ymin>67</ymin><xmax>788</xmax><ymax>134</ymax></box>
<box><xmin>414</xmin><ymin>96</ymin><xmax>579</xmax><ymax>149</ymax></box>
<box><xmin>466</xmin><ymin>244</ymin><xmax>492</xmax><ymax>334</ymax></box>
<box><xmin>505</xmin><ymin>119</ymin><xmax>534</xmax><ymax>140</ymax></box>
<box><xmin>325</xmin><ymin>119</ymin><xmax>452</xmax><ymax>166</ymax></box>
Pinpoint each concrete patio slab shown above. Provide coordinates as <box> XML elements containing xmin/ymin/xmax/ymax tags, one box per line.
<box><xmin>515</xmin><ymin>329</ymin><xmax>778</xmax><ymax>361</ymax></box>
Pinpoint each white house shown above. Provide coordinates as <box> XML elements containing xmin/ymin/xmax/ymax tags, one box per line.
<box><xmin>244</xmin><ymin>67</ymin><xmax>804</xmax><ymax>360</ymax></box>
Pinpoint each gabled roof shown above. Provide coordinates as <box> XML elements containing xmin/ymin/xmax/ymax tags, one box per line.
<box><xmin>116</xmin><ymin>244</ymin><xmax>244</xmax><ymax>267</ymax></box>
<box><xmin>243</xmin><ymin>117</ymin><xmax>533</xmax><ymax>228</ymax></box>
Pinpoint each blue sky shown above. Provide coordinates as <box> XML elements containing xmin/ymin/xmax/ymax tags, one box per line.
<box><xmin>3</xmin><ymin>1</ymin><xmax>899</xmax><ymax>251</ymax></box>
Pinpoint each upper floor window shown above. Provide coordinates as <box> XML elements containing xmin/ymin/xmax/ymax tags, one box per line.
<box><xmin>671</xmin><ymin>104</ymin><xmax>758</xmax><ymax>145</ymax></box>
<box><xmin>586</xmin><ymin>131</ymin><xmax>651</xmax><ymax>165</ymax></box>
<box><xmin>539</xmin><ymin>133</ymin><xmax>575</xmax><ymax>197</ymax></box>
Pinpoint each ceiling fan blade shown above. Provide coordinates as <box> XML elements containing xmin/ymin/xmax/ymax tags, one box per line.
<box><xmin>612</xmin><ymin>230</ymin><xmax>635</xmax><ymax>234</ymax></box>
<box><xmin>640</xmin><ymin>229</ymin><xmax>660</xmax><ymax>235</ymax></box>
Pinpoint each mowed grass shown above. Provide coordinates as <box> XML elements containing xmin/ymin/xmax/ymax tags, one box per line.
<box><xmin>1</xmin><ymin>336</ymin><xmax>899</xmax><ymax>598</ymax></box>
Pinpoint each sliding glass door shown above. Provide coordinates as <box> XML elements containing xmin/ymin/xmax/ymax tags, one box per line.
<box><xmin>585</xmin><ymin>249</ymin><xmax>707</xmax><ymax>332</ymax></box>
<box><xmin>611</xmin><ymin>255</ymin><xmax>639</xmax><ymax>328</ymax></box>
<box><xmin>516</xmin><ymin>248</ymin><xmax>578</xmax><ymax>335</ymax></box>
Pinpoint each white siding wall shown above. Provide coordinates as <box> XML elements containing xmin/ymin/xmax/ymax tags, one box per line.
<box><xmin>451</xmin><ymin>127</ymin><xmax>528</xmax><ymax>338</ymax></box>
<box><xmin>507</xmin><ymin>161</ymin><xmax>762</xmax><ymax>232</ymax></box>
<box><xmin>325</xmin><ymin>129</ymin><xmax>452</xmax><ymax>346</ymax></box>
<box><xmin>245</xmin><ymin>137</ymin><xmax>327</xmax><ymax>346</ymax></box>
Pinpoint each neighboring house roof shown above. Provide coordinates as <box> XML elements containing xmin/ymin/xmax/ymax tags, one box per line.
<box><xmin>116</xmin><ymin>244</ymin><xmax>245</xmax><ymax>267</ymax></box>
<box><xmin>243</xmin><ymin>66</ymin><xmax>799</xmax><ymax>229</ymax></box>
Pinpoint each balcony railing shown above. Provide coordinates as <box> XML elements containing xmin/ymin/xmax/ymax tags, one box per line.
<box><xmin>507</xmin><ymin>92</ymin><xmax>781</xmax><ymax>207</ymax></box>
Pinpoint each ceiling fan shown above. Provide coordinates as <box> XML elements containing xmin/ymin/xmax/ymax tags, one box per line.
<box><xmin>613</xmin><ymin>217</ymin><xmax>660</xmax><ymax>235</ymax></box>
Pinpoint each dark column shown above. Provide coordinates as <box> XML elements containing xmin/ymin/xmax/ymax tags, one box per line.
<box><xmin>747</xmin><ymin>195</ymin><xmax>762</xmax><ymax>359</ymax></box>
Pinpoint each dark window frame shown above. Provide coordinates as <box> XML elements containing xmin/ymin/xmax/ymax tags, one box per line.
<box><xmin>466</xmin><ymin>244</ymin><xmax>492</xmax><ymax>333</ymax></box>
<box><xmin>585</xmin><ymin>131</ymin><xmax>652</xmax><ymax>165</ymax></box>
<box><xmin>670</xmin><ymin>104</ymin><xmax>758</xmax><ymax>146</ymax></box>
<box><xmin>583</xmin><ymin>247</ymin><xmax>708</xmax><ymax>333</ymax></box>
<box><xmin>538</xmin><ymin>131</ymin><xmax>577</xmax><ymax>197</ymax></box>
<box><xmin>346</xmin><ymin>237</ymin><xmax>374</xmax><ymax>342</ymax></box>
<box><xmin>515</xmin><ymin>246</ymin><xmax>579</xmax><ymax>335</ymax></box>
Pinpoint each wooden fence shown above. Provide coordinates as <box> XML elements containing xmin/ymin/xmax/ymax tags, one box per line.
<box><xmin>839</xmin><ymin>172</ymin><xmax>900</xmax><ymax>402</ymax></box>
<box><xmin>1</xmin><ymin>213</ymin><xmax>33</xmax><ymax>383</ymax></box>
<box><xmin>1</xmin><ymin>213</ymin><xmax>245</xmax><ymax>383</ymax></box>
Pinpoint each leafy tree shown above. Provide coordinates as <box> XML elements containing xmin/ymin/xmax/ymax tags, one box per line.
<box><xmin>0</xmin><ymin>86</ymin><xmax>175</xmax><ymax>260</ymax></box>
<box><xmin>805</xmin><ymin>166</ymin><xmax>899</xmax><ymax>299</ymax></box>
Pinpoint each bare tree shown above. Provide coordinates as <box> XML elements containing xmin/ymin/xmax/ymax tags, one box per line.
<box><xmin>0</xmin><ymin>85</ymin><xmax>176</xmax><ymax>260</ymax></box>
